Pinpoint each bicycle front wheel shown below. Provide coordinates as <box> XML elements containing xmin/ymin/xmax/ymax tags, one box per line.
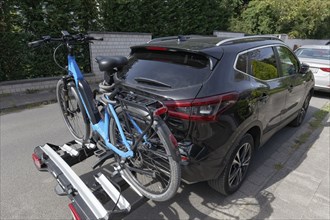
<box><xmin>56</xmin><ymin>79</ymin><xmax>90</xmax><ymax>142</ymax></box>
<box><xmin>109</xmin><ymin>106</ymin><xmax>181</xmax><ymax>202</ymax></box>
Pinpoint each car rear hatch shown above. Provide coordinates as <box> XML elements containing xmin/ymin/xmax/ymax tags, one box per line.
<box><xmin>115</xmin><ymin>42</ymin><xmax>223</xmax><ymax>139</ymax></box>
<box><xmin>116</xmin><ymin>45</ymin><xmax>220</xmax><ymax>100</ymax></box>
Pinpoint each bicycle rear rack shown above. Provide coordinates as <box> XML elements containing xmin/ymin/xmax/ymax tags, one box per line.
<box><xmin>32</xmin><ymin>140</ymin><xmax>148</xmax><ymax>219</ymax></box>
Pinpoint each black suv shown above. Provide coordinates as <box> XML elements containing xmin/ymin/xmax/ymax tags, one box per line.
<box><xmin>114</xmin><ymin>35</ymin><xmax>314</xmax><ymax>195</ymax></box>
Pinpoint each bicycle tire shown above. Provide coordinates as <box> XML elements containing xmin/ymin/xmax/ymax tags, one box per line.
<box><xmin>109</xmin><ymin>106</ymin><xmax>181</xmax><ymax>201</ymax></box>
<box><xmin>56</xmin><ymin>79</ymin><xmax>90</xmax><ymax>142</ymax></box>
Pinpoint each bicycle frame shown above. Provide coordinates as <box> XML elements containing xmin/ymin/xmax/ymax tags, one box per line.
<box><xmin>67</xmin><ymin>55</ymin><xmax>135</xmax><ymax>158</ymax></box>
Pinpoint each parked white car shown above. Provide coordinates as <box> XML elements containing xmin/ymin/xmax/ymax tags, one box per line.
<box><xmin>295</xmin><ymin>45</ymin><xmax>330</xmax><ymax>92</ymax></box>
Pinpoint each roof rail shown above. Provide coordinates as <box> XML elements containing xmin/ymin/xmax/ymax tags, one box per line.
<box><xmin>148</xmin><ymin>35</ymin><xmax>207</xmax><ymax>43</ymax></box>
<box><xmin>216</xmin><ymin>35</ymin><xmax>282</xmax><ymax>46</ymax></box>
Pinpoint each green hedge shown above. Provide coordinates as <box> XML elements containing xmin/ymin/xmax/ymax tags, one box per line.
<box><xmin>0</xmin><ymin>32</ymin><xmax>90</xmax><ymax>81</ymax></box>
<box><xmin>0</xmin><ymin>32</ymin><xmax>30</xmax><ymax>81</ymax></box>
<box><xmin>0</xmin><ymin>0</ymin><xmax>241</xmax><ymax>81</ymax></box>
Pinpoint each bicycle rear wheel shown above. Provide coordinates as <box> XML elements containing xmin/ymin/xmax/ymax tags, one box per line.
<box><xmin>109</xmin><ymin>106</ymin><xmax>181</xmax><ymax>202</ymax></box>
<box><xmin>56</xmin><ymin>79</ymin><xmax>90</xmax><ymax>142</ymax></box>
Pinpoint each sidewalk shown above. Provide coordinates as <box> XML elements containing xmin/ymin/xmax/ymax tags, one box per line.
<box><xmin>0</xmin><ymin>89</ymin><xmax>57</xmax><ymax>112</ymax></box>
<box><xmin>207</xmin><ymin>110</ymin><xmax>330</xmax><ymax>219</ymax></box>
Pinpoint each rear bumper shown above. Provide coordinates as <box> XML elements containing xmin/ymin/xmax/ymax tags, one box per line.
<box><xmin>314</xmin><ymin>85</ymin><xmax>330</xmax><ymax>93</ymax></box>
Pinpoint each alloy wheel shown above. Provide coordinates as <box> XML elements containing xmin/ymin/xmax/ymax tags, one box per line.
<box><xmin>228</xmin><ymin>142</ymin><xmax>252</xmax><ymax>188</ymax></box>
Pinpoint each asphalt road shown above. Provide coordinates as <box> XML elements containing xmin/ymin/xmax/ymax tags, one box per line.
<box><xmin>0</xmin><ymin>92</ymin><xmax>329</xmax><ymax>220</ymax></box>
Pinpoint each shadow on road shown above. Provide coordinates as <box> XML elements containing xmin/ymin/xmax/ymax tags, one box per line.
<box><xmin>119</xmin><ymin>103</ymin><xmax>327</xmax><ymax>220</ymax></box>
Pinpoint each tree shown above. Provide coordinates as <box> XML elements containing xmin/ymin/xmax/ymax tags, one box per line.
<box><xmin>229</xmin><ymin>0</ymin><xmax>330</xmax><ymax>39</ymax></box>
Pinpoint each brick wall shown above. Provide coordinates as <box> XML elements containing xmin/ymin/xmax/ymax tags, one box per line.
<box><xmin>88</xmin><ymin>32</ymin><xmax>152</xmax><ymax>75</ymax></box>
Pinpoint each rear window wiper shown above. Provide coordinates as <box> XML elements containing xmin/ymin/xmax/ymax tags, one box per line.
<box><xmin>134</xmin><ymin>77</ymin><xmax>172</xmax><ymax>88</ymax></box>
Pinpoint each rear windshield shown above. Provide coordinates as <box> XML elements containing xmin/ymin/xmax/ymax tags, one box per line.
<box><xmin>295</xmin><ymin>48</ymin><xmax>330</xmax><ymax>60</ymax></box>
<box><xmin>117</xmin><ymin>50</ymin><xmax>212</xmax><ymax>89</ymax></box>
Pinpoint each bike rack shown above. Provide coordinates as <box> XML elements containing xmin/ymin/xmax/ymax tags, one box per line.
<box><xmin>33</xmin><ymin>140</ymin><xmax>148</xmax><ymax>220</ymax></box>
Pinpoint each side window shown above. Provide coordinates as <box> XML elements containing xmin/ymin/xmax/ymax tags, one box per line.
<box><xmin>276</xmin><ymin>46</ymin><xmax>299</xmax><ymax>76</ymax></box>
<box><xmin>236</xmin><ymin>53</ymin><xmax>248</xmax><ymax>73</ymax></box>
<box><xmin>249</xmin><ymin>47</ymin><xmax>278</xmax><ymax>80</ymax></box>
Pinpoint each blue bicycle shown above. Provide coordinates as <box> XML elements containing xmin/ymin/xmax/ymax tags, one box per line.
<box><xmin>29</xmin><ymin>31</ymin><xmax>181</xmax><ymax>202</ymax></box>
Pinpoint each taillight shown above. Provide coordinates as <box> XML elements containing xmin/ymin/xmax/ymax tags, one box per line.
<box><xmin>32</xmin><ymin>153</ymin><xmax>43</xmax><ymax>169</ymax></box>
<box><xmin>320</xmin><ymin>68</ymin><xmax>330</xmax><ymax>72</ymax></box>
<box><xmin>68</xmin><ymin>203</ymin><xmax>81</xmax><ymax>220</ymax></box>
<box><xmin>164</xmin><ymin>92</ymin><xmax>238</xmax><ymax>121</ymax></box>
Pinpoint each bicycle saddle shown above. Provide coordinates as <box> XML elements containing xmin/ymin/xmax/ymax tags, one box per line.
<box><xmin>95</xmin><ymin>56</ymin><xmax>128</xmax><ymax>72</ymax></box>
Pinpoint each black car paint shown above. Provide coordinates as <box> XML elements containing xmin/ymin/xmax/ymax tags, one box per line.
<box><xmin>116</xmin><ymin>37</ymin><xmax>314</xmax><ymax>183</ymax></box>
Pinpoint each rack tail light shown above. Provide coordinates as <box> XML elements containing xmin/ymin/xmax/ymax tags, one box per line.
<box><xmin>68</xmin><ymin>203</ymin><xmax>81</xmax><ymax>220</ymax></box>
<box><xmin>32</xmin><ymin>153</ymin><xmax>44</xmax><ymax>170</ymax></box>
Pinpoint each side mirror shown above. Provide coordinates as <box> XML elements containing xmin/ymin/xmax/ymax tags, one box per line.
<box><xmin>299</xmin><ymin>62</ymin><xmax>310</xmax><ymax>74</ymax></box>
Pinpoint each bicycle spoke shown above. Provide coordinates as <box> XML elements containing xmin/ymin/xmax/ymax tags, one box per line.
<box><xmin>57</xmin><ymin>82</ymin><xmax>88</xmax><ymax>141</ymax></box>
<box><xmin>110</xmin><ymin>107</ymin><xmax>180</xmax><ymax>199</ymax></box>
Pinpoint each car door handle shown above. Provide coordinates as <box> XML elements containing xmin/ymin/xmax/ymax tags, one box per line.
<box><xmin>288</xmin><ymin>85</ymin><xmax>293</xmax><ymax>92</ymax></box>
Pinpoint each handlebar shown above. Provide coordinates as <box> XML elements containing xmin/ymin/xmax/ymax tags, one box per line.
<box><xmin>28</xmin><ymin>39</ymin><xmax>45</xmax><ymax>48</ymax></box>
<box><xmin>27</xmin><ymin>31</ymin><xmax>103</xmax><ymax>48</ymax></box>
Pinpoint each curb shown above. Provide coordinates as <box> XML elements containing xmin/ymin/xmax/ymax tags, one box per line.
<box><xmin>0</xmin><ymin>82</ymin><xmax>100</xmax><ymax>114</ymax></box>
<box><xmin>0</xmin><ymin>90</ymin><xmax>57</xmax><ymax>114</ymax></box>
<box><xmin>0</xmin><ymin>75</ymin><xmax>103</xmax><ymax>95</ymax></box>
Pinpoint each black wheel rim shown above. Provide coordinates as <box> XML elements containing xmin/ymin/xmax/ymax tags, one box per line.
<box><xmin>228</xmin><ymin>142</ymin><xmax>252</xmax><ymax>188</ymax></box>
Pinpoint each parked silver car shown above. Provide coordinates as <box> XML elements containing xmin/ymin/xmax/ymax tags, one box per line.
<box><xmin>295</xmin><ymin>45</ymin><xmax>330</xmax><ymax>92</ymax></box>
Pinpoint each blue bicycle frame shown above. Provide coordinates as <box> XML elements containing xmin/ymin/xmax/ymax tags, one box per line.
<box><xmin>67</xmin><ymin>55</ymin><xmax>136</xmax><ymax>158</ymax></box>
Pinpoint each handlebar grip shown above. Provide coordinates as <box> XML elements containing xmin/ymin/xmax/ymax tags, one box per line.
<box><xmin>28</xmin><ymin>39</ymin><xmax>45</xmax><ymax>48</ymax></box>
<box><xmin>85</xmin><ymin>36</ymin><xmax>103</xmax><ymax>41</ymax></box>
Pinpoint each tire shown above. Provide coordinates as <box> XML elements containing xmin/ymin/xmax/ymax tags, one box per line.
<box><xmin>208</xmin><ymin>133</ymin><xmax>254</xmax><ymax>195</ymax></box>
<box><xmin>109</xmin><ymin>106</ymin><xmax>181</xmax><ymax>201</ymax></box>
<box><xmin>56</xmin><ymin>79</ymin><xmax>90</xmax><ymax>142</ymax></box>
<box><xmin>289</xmin><ymin>92</ymin><xmax>311</xmax><ymax>127</ymax></box>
